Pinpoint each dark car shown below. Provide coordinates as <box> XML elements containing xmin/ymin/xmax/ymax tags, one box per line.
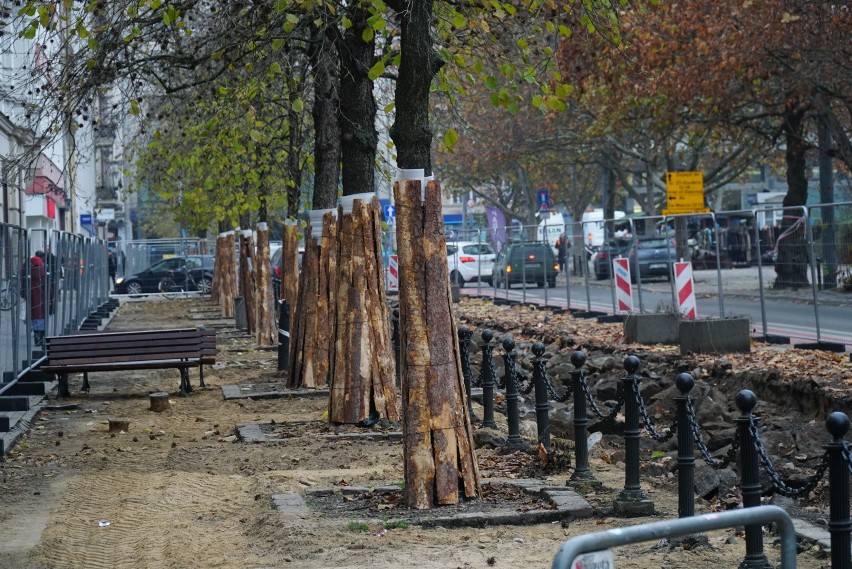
<box><xmin>114</xmin><ymin>255</ymin><xmax>214</xmax><ymax>295</ymax></box>
<box><xmin>628</xmin><ymin>237</ymin><xmax>676</xmax><ymax>283</ymax></box>
<box><xmin>492</xmin><ymin>242</ymin><xmax>559</xmax><ymax>289</ymax></box>
<box><xmin>593</xmin><ymin>238</ymin><xmax>633</xmax><ymax>280</ymax></box>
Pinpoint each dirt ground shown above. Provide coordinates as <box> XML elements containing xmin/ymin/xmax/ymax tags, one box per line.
<box><xmin>0</xmin><ymin>297</ymin><xmax>838</xmax><ymax>569</ymax></box>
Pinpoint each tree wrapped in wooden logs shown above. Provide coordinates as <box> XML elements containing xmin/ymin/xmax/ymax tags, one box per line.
<box><xmin>329</xmin><ymin>194</ymin><xmax>399</xmax><ymax>424</ymax></box>
<box><xmin>216</xmin><ymin>231</ymin><xmax>236</xmax><ymax>318</ymax></box>
<box><xmin>280</xmin><ymin>221</ymin><xmax>301</xmax><ymax>338</ymax></box>
<box><xmin>289</xmin><ymin>210</ymin><xmax>338</xmax><ymax>388</ymax></box>
<box><xmin>394</xmin><ymin>174</ymin><xmax>481</xmax><ymax>508</ymax></box>
<box><xmin>254</xmin><ymin>222</ymin><xmax>277</xmax><ymax>347</ymax></box>
<box><xmin>238</xmin><ymin>229</ymin><xmax>257</xmax><ymax>334</ymax></box>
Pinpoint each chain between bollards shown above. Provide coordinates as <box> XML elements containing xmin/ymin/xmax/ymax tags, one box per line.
<box><xmin>479</xmin><ymin>330</ymin><xmax>497</xmax><ymax>429</ymax></box>
<box><xmin>569</xmin><ymin>351</ymin><xmax>595</xmax><ymax>482</ymax></box>
<box><xmin>735</xmin><ymin>389</ymin><xmax>772</xmax><ymax>569</ymax></box>
<box><xmin>502</xmin><ymin>336</ymin><xmax>522</xmax><ymax>446</ymax></box>
<box><xmin>826</xmin><ymin>411</ymin><xmax>851</xmax><ymax>569</ymax></box>
<box><xmin>531</xmin><ymin>342</ymin><xmax>550</xmax><ymax>452</ymax></box>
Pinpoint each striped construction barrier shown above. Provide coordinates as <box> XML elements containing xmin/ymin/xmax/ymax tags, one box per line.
<box><xmin>674</xmin><ymin>261</ymin><xmax>697</xmax><ymax>319</ymax></box>
<box><xmin>613</xmin><ymin>257</ymin><xmax>633</xmax><ymax>313</ymax></box>
<box><xmin>387</xmin><ymin>255</ymin><xmax>398</xmax><ymax>292</ymax></box>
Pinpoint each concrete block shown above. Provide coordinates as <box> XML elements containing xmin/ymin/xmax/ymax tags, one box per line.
<box><xmin>624</xmin><ymin>313</ymin><xmax>681</xmax><ymax>345</ymax></box>
<box><xmin>679</xmin><ymin>317</ymin><xmax>751</xmax><ymax>355</ymax></box>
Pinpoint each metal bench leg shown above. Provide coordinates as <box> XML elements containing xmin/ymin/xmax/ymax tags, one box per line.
<box><xmin>179</xmin><ymin>368</ymin><xmax>191</xmax><ymax>397</ymax></box>
<box><xmin>199</xmin><ymin>365</ymin><xmax>206</xmax><ymax>388</ymax></box>
<box><xmin>58</xmin><ymin>373</ymin><xmax>70</xmax><ymax>398</ymax></box>
<box><xmin>82</xmin><ymin>372</ymin><xmax>90</xmax><ymax>393</ymax></box>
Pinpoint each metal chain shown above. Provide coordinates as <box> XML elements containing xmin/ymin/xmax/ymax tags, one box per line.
<box><xmin>844</xmin><ymin>441</ymin><xmax>852</xmax><ymax>475</ymax></box>
<box><xmin>459</xmin><ymin>337</ymin><xmax>474</xmax><ymax>390</ymax></box>
<box><xmin>515</xmin><ymin>374</ymin><xmax>534</xmax><ymax>396</ymax></box>
<box><xmin>748</xmin><ymin>417</ymin><xmax>830</xmax><ymax>498</ymax></box>
<box><xmin>687</xmin><ymin>398</ymin><xmax>737</xmax><ymax>469</ymax></box>
<box><xmin>632</xmin><ymin>379</ymin><xmax>675</xmax><ymax>442</ymax></box>
<box><xmin>579</xmin><ymin>369</ymin><xmax>623</xmax><ymax>421</ymax></box>
<box><xmin>542</xmin><ymin>362</ymin><xmax>570</xmax><ymax>403</ymax></box>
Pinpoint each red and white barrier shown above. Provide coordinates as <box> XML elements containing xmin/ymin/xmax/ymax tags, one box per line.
<box><xmin>612</xmin><ymin>257</ymin><xmax>633</xmax><ymax>313</ymax></box>
<box><xmin>674</xmin><ymin>261</ymin><xmax>697</xmax><ymax>319</ymax></box>
<box><xmin>387</xmin><ymin>255</ymin><xmax>398</xmax><ymax>292</ymax></box>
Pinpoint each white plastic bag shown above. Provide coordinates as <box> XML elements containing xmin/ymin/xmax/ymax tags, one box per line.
<box><xmin>19</xmin><ymin>302</ymin><xmax>26</xmax><ymax>322</ymax></box>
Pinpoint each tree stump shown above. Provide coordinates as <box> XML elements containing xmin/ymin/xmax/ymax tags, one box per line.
<box><xmin>108</xmin><ymin>418</ymin><xmax>130</xmax><ymax>433</ymax></box>
<box><xmin>149</xmin><ymin>392</ymin><xmax>170</xmax><ymax>412</ymax></box>
<box><xmin>329</xmin><ymin>195</ymin><xmax>399</xmax><ymax>424</ymax></box>
<box><xmin>289</xmin><ymin>211</ymin><xmax>338</xmax><ymax>388</ymax></box>
<box><xmin>394</xmin><ymin>177</ymin><xmax>480</xmax><ymax>509</ymax></box>
<box><xmin>255</xmin><ymin>223</ymin><xmax>277</xmax><ymax>347</ymax></box>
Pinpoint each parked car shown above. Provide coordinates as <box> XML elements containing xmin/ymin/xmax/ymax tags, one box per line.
<box><xmin>114</xmin><ymin>255</ymin><xmax>214</xmax><ymax>295</ymax></box>
<box><xmin>492</xmin><ymin>242</ymin><xmax>559</xmax><ymax>289</ymax></box>
<box><xmin>592</xmin><ymin>238</ymin><xmax>633</xmax><ymax>280</ymax></box>
<box><xmin>447</xmin><ymin>242</ymin><xmax>495</xmax><ymax>286</ymax></box>
<box><xmin>628</xmin><ymin>237</ymin><xmax>676</xmax><ymax>283</ymax></box>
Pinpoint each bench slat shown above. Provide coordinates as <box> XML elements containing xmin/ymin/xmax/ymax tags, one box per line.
<box><xmin>46</xmin><ymin>329</ymin><xmax>202</xmax><ymax>347</ymax></box>
<box><xmin>42</xmin><ymin>360</ymin><xmax>202</xmax><ymax>373</ymax></box>
<box><xmin>47</xmin><ymin>339</ymin><xmax>205</xmax><ymax>356</ymax></box>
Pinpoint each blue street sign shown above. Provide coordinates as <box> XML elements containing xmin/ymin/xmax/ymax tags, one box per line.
<box><xmin>537</xmin><ymin>189</ymin><xmax>550</xmax><ymax>210</ymax></box>
<box><xmin>80</xmin><ymin>213</ymin><xmax>93</xmax><ymax>225</ymax></box>
<box><xmin>385</xmin><ymin>204</ymin><xmax>396</xmax><ymax>223</ymax></box>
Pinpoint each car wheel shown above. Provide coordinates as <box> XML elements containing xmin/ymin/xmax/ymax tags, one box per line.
<box><xmin>630</xmin><ymin>272</ymin><xmax>637</xmax><ymax>285</ymax></box>
<box><xmin>548</xmin><ymin>278</ymin><xmax>556</xmax><ymax>288</ymax></box>
<box><xmin>450</xmin><ymin>270</ymin><xmax>465</xmax><ymax>287</ymax></box>
<box><xmin>197</xmin><ymin>277</ymin><xmax>212</xmax><ymax>294</ymax></box>
<box><xmin>595</xmin><ymin>271</ymin><xmax>607</xmax><ymax>281</ymax></box>
<box><xmin>126</xmin><ymin>281</ymin><xmax>143</xmax><ymax>296</ymax></box>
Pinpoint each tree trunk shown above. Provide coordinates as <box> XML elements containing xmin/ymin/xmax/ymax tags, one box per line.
<box><xmin>330</xmin><ymin>196</ymin><xmax>399</xmax><ymax>424</ymax></box>
<box><xmin>281</xmin><ymin>221</ymin><xmax>300</xmax><ymax>337</ymax></box>
<box><xmin>255</xmin><ymin>223</ymin><xmax>276</xmax><ymax>346</ymax></box>
<box><xmin>289</xmin><ymin>211</ymin><xmax>338</xmax><ymax>388</ymax></box>
<box><xmin>220</xmin><ymin>232</ymin><xmax>236</xmax><ymax>318</ymax></box>
<box><xmin>394</xmin><ymin>178</ymin><xmax>480</xmax><ymax>509</ymax></box>
<box><xmin>212</xmin><ymin>233</ymin><xmax>223</xmax><ymax>303</ymax></box>
<box><xmin>239</xmin><ymin>230</ymin><xmax>257</xmax><ymax>334</ymax></box>
<box><xmin>774</xmin><ymin>102</ymin><xmax>811</xmax><ymax>289</ymax></box>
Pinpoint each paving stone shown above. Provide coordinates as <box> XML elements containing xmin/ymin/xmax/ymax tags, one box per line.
<box><xmin>373</xmin><ymin>485</ymin><xmax>401</xmax><ymax>495</ymax></box>
<box><xmin>272</xmin><ymin>492</ymin><xmax>310</xmax><ymax>516</ymax></box>
<box><xmin>304</xmin><ymin>488</ymin><xmax>335</xmax><ymax>498</ymax></box>
<box><xmin>236</xmin><ymin>423</ymin><xmax>265</xmax><ymax>443</ymax></box>
<box><xmin>340</xmin><ymin>486</ymin><xmax>371</xmax><ymax>496</ymax></box>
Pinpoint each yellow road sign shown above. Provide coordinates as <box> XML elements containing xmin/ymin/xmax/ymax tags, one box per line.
<box><xmin>663</xmin><ymin>171</ymin><xmax>708</xmax><ymax>215</ymax></box>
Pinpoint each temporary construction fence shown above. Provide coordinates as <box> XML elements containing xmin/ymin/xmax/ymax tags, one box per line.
<box><xmin>447</xmin><ymin>202</ymin><xmax>852</xmax><ymax>351</ymax></box>
<box><xmin>0</xmin><ymin>225</ymin><xmax>110</xmax><ymax>397</ymax></box>
<box><xmin>111</xmin><ymin>238</ymin><xmax>215</xmax><ymax>298</ymax></box>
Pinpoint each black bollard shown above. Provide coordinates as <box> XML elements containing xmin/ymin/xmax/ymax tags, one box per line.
<box><xmin>735</xmin><ymin>390</ymin><xmax>771</xmax><ymax>569</ymax></box>
<box><xmin>479</xmin><ymin>330</ymin><xmax>497</xmax><ymax>429</ymax></box>
<box><xmin>675</xmin><ymin>373</ymin><xmax>695</xmax><ymax>518</ymax></box>
<box><xmin>502</xmin><ymin>336</ymin><xmax>522</xmax><ymax>446</ymax></box>
<box><xmin>277</xmin><ymin>299</ymin><xmax>290</xmax><ymax>373</ymax></box>
<box><xmin>613</xmin><ymin>355</ymin><xmax>654</xmax><ymax>517</ymax></box>
<box><xmin>392</xmin><ymin>309</ymin><xmax>401</xmax><ymax>386</ymax></box>
<box><xmin>531</xmin><ymin>342</ymin><xmax>550</xmax><ymax>452</ymax></box>
<box><xmin>826</xmin><ymin>411</ymin><xmax>851</xmax><ymax>569</ymax></box>
<box><xmin>458</xmin><ymin>326</ymin><xmax>474</xmax><ymax>418</ymax></box>
<box><xmin>570</xmin><ymin>351</ymin><xmax>596</xmax><ymax>482</ymax></box>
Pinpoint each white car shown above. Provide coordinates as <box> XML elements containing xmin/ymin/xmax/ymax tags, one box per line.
<box><xmin>446</xmin><ymin>242</ymin><xmax>496</xmax><ymax>286</ymax></box>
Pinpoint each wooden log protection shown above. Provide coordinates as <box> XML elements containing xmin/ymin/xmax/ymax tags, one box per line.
<box><xmin>329</xmin><ymin>195</ymin><xmax>399</xmax><ymax>424</ymax></box>
<box><xmin>219</xmin><ymin>232</ymin><xmax>236</xmax><ymax>318</ymax></box>
<box><xmin>281</xmin><ymin>221</ymin><xmax>300</xmax><ymax>337</ymax></box>
<box><xmin>255</xmin><ymin>223</ymin><xmax>277</xmax><ymax>347</ymax></box>
<box><xmin>289</xmin><ymin>210</ymin><xmax>338</xmax><ymax>388</ymax></box>
<box><xmin>239</xmin><ymin>230</ymin><xmax>257</xmax><ymax>335</ymax></box>
<box><xmin>394</xmin><ymin>177</ymin><xmax>480</xmax><ymax>509</ymax></box>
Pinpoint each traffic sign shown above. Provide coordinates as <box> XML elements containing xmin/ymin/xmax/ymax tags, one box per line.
<box><xmin>385</xmin><ymin>204</ymin><xmax>396</xmax><ymax>224</ymax></box>
<box><xmin>80</xmin><ymin>213</ymin><xmax>92</xmax><ymax>226</ymax></box>
<box><xmin>663</xmin><ymin>171</ymin><xmax>708</xmax><ymax>215</ymax></box>
<box><xmin>537</xmin><ymin>188</ymin><xmax>550</xmax><ymax>210</ymax></box>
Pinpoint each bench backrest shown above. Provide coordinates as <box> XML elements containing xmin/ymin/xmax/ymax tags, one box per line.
<box><xmin>45</xmin><ymin>328</ymin><xmax>216</xmax><ymax>367</ymax></box>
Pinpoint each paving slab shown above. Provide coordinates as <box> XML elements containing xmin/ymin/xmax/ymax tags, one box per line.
<box><xmin>222</xmin><ymin>384</ymin><xmax>329</xmax><ymax>401</ymax></box>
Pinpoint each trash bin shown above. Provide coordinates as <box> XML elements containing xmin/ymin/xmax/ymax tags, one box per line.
<box><xmin>234</xmin><ymin>296</ymin><xmax>247</xmax><ymax>330</ymax></box>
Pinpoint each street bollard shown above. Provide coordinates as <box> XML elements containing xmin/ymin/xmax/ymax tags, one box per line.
<box><xmin>531</xmin><ymin>342</ymin><xmax>550</xmax><ymax>452</ymax></box>
<box><xmin>277</xmin><ymin>299</ymin><xmax>290</xmax><ymax>373</ymax></box>
<box><xmin>826</xmin><ymin>411</ymin><xmax>851</xmax><ymax>569</ymax></box>
<box><xmin>569</xmin><ymin>351</ymin><xmax>596</xmax><ymax>482</ymax></box>
<box><xmin>502</xmin><ymin>336</ymin><xmax>522</xmax><ymax>446</ymax></box>
<box><xmin>675</xmin><ymin>373</ymin><xmax>695</xmax><ymax>518</ymax></box>
<box><xmin>479</xmin><ymin>330</ymin><xmax>497</xmax><ymax>429</ymax></box>
<box><xmin>458</xmin><ymin>326</ymin><xmax>474</xmax><ymax>418</ymax></box>
<box><xmin>392</xmin><ymin>309</ymin><xmax>401</xmax><ymax>387</ymax></box>
<box><xmin>735</xmin><ymin>390</ymin><xmax>772</xmax><ymax>569</ymax></box>
<box><xmin>613</xmin><ymin>355</ymin><xmax>654</xmax><ymax>517</ymax></box>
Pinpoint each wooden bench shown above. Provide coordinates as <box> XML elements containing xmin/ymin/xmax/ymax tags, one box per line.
<box><xmin>40</xmin><ymin>328</ymin><xmax>216</xmax><ymax>397</ymax></box>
